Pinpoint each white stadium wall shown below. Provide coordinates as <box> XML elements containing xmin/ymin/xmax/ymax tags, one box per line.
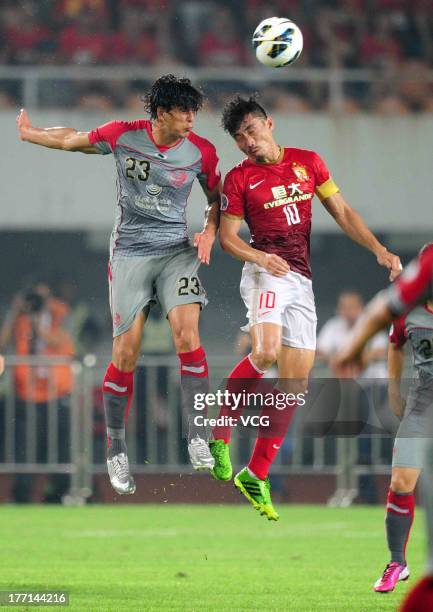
<box><xmin>2</xmin><ymin>111</ymin><xmax>432</xmax><ymax>233</ymax></box>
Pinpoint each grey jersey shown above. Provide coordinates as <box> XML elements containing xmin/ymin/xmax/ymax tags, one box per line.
<box><xmin>390</xmin><ymin>305</ymin><xmax>433</xmax><ymax>378</ymax></box>
<box><xmin>89</xmin><ymin>119</ymin><xmax>220</xmax><ymax>257</ymax></box>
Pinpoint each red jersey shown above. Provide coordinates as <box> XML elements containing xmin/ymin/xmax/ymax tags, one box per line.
<box><xmin>386</xmin><ymin>245</ymin><xmax>433</xmax><ymax>316</ymax></box>
<box><xmin>222</xmin><ymin>147</ymin><xmax>339</xmax><ymax>279</ymax></box>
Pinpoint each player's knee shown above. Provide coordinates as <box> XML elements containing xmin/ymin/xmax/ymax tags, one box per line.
<box><xmin>113</xmin><ymin>345</ymin><xmax>139</xmax><ymax>371</ymax></box>
<box><xmin>251</xmin><ymin>348</ymin><xmax>278</xmax><ymax>370</ymax></box>
<box><xmin>171</xmin><ymin>327</ymin><xmax>199</xmax><ymax>353</ymax></box>
<box><xmin>391</xmin><ymin>472</ymin><xmax>416</xmax><ymax>494</ymax></box>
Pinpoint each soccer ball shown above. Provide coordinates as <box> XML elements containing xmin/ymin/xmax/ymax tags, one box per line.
<box><xmin>252</xmin><ymin>17</ymin><xmax>303</xmax><ymax>68</ymax></box>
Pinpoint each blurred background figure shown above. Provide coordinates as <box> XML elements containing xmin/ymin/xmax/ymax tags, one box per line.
<box><xmin>0</xmin><ymin>0</ymin><xmax>431</xmax><ymax>111</ymax></box>
<box><xmin>317</xmin><ymin>291</ymin><xmax>388</xmax><ymax>380</ymax></box>
<box><xmin>0</xmin><ymin>282</ymin><xmax>75</xmax><ymax>502</ymax></box>
<box><xmin>317</xmin><ymin>290</ymin><xmax>389</xmax><ymax>504</ymax></box>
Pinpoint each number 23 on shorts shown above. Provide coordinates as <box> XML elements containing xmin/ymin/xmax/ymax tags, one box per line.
<box><xmin>177</xmin><ymin>276</ymin><xmax>201</xmax><ymax>296</ymax></box>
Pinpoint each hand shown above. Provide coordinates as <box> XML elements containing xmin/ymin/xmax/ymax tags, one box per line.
<box><xmin>16</xmin><ymin>108</ymin><xmax>31</xmax><ymax>141</ymax></box>
<box><xmin>257</xmin><ymin>252</ymin><xmax>290</xmax><ymax>277</ymax></box>
<box><xmin>376</xmin><ymin>248</ymin><xmax>403</xmax><ymax>282</ymax></box>
<box><xmin>194</xmin><ymin>231</ymin><xmax>215</xmax><ymax>264</ymax></box>
<box><xmin>332</xmin><ymin>347</ymin><xmax>363</xmax><ymax>378</ymax></box>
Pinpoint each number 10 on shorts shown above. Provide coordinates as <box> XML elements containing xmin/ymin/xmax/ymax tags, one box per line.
<box><xmin>259</xmin><ymin>291</ymin><xmax>276</xmax><ymax>310</ymax></box>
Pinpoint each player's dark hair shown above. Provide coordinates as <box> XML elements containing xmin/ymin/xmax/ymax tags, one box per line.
<box><xmin>221</xmin><ymin>95</ymin><xmax>268</xmax><ymax>136</ymax></box>
<box><xmin>144</xmin><ymin>74</ymin><xmax>204</xmax><ymax>119</ymax></box>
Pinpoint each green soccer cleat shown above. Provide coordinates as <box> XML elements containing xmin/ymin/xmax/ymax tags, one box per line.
<box><xmin>209</xmin><ymin>439</ymin><xmax>233</xmax><ymax>481</ymax></box>
<box><xmin>234</xmin><ymin>467</ymin><xmax>279</xmax><ymax>521</ymax></box>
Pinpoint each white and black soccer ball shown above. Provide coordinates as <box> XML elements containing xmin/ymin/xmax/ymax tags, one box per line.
<box><xmin>252</xmin><ymin>17</ymin><xmax>303</xmax><ymax>68</ymax></box>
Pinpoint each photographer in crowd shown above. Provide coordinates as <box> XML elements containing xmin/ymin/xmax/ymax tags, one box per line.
<box><xmin>0</xmin><ymin>282</ymin><xmax>75</xmax><ymax>502</ymax></box>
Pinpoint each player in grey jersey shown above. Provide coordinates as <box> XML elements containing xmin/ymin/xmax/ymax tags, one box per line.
<box><xmin>16</xmin><ymin>75</ymin><xmax>221</xmax><ymax>494</ymax></box>
<box><xmin>335</xmin><ymin>243</ymin><xmax>433</xmax><ymax>608</ymax></box>
<box><xmin>372</xmin><ymin>296</ymin><xmax>433</xmax><ymax>592</ymax></box>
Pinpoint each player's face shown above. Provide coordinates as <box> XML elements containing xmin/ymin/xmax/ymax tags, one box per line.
<box><xmin>337</xmin><ymin>294</ymin><xmax>364</xmax><ymax>326</ymax></box>
<box><xmin>161</xmin><ymin>107</ymin><xmax>196</xmax><ymax>138</ymax></box>
<box><xmin>233</xmin><ymin>114</ymin><xmax>276</xmax><ymax>162</ymax></box>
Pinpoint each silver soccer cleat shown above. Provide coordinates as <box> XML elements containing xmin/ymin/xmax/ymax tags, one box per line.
<box><xmin>107</xmin><ymin>452</ymin><xmax>136</xmax><ymax>495</ymax></box>
<box><xmin>188</xmin><ymin>436</ymin><xmax>215</xmax><ymax>471</ymax></box>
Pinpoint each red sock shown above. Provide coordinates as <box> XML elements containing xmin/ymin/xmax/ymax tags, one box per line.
<box><xmin>212</xmin><ymin>354</ymin><xmax>265</xmax><ymax>443</ymax></box>
<box><xmin>178</xmin><ymin>346</ymin><xmax>209</xmax><ymax>378</ymax></box>
<box><xmin>386</xmin><ymin>489</ymin><xmax>415</xmax><ymax>563</ymax></box>
<box><xmin>248</xmin><ymin>391</ymin><xmax>299</xmax><ymax>480</ymax></box>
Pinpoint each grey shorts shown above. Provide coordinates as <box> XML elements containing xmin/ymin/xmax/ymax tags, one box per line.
<box><xmin>109</xmin><ymin>247</ymin><xmax>207</xmax><ymax>337</ymax></box>
<box><xmin>392</xmin><ymin>382</ymin><xmax>433</xmax><ymax>469</ymax></box>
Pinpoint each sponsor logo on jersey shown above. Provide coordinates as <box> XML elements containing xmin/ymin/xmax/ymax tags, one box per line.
<box><xmin>135</xmin><ymin>195</ymin><xmax>171</xmax><ymax>213</ymax></box>
<box><xmin>146</xmin><ymin>184</ymin><xmax>162</xmax><ymax>196</ymax></box>
<box><xmin>170</xmin><ymin>170</ymin><xmax>188</xmax><ymax>188</ymax></box>
<box><xmin>264</xmin><ymin>183</ymin><xmax>312</xmax><ymax>209</ymax></box>
<box><xmin>292</xmin><ymin>162</ymin><xmax>309</xmax><ymax>182</ymax></box>
<box><xmin>220</xmin><ymin>194</ymin><xmax>229</xmax><ymax>211</ymax></box>
<box><xmin>249</xmin><ymin>179</ymin><xmax>265</xmax><ymax>190</ymax></box>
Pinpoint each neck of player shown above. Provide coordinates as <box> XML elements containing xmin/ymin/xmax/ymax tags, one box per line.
<box><xmin>256</xmin><ymin>144</ymin><xmax>283</xmax><ymax>165</ymax></box>
<box><xmin>151</xmin><ymin>121</ymin><xmax>181</xmax><ymax>147</ymax></box>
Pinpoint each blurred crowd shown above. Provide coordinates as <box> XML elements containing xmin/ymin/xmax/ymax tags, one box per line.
<box><xmin>0</xmin><ymin>0</ymin><xmax>432</xmax><ymax>112</ymax></box>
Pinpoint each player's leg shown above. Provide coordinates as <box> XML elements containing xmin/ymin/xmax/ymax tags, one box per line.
<box><xmin>400</xmin><ymin>438</ymin><xmax>433</xmax><ymax>611</ymax></box>
<box><xmin>211</xmin><ymin>322</ymin><xmax>281</xmax><ymax>479</ymax></box>
<box><xmin>375</xmin><ymin>401</ymin><xmax>426</xmax><ymax>592</ymax></box>
<box><xmin>211</xmin><ymin>321</ymin><xmax>280</xmax><ymax>436</ymax></box>
<box><xmin>234</xmin><ymin>346</ymin><xmax>314</xmax><ymax>520</ymax></box>
<box><xmin>104</xmin><ymin>256</ymin><xmax>156</xmax><ymax>495</ymax></box>
<box><xmin>104</xmin><ymin>312</ymin><xmax>146</xmax><ymax>495</ymax></box>
<box><xmin>211</xmin><ymin>262</ymin><xmax>285</xmax><ymax>477</ymax></box>
<box><xmin>246</xmin><ymin>346</ymin><xmax>314</xmax><ymax>481</ymax></box>
<box><xmin>374</xmin><ymin>466</ymin><xmax>418</xmax><ymax>593</ymax></box>
<box><xmin>234</xmin><ymin>271</ymin><xmax>316</xmax><ymax>519</ymax></box>
<box><xmin>157</xmin><ymin>247</ymin><xmax>213</xmax><ymax>470</ymax></box>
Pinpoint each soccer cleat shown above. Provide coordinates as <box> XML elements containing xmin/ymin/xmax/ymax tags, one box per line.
<box><xmin>209</xmin><ymin>439</ymin><xmax>232</xmax><ymax>481</ymax></box>
<box><xmin>400</xmin><ymin>576</ymin><xmax>433</xmax><ymax>611</ymax></box>
<box><xmin>107</xmin><ymin>452</ymin><xmax>136</xmax><ymax>495</ymax></box>
<box><xmin>188</xmin><ymin>436</ymin><xmax>215</xmax><ymax>471</ymax></box>
<box><xmin>374</xmin><ymin>562</ymin><xmax>410</xmax><ymax>593</ymax></box>
<box><xmin>234</xmin><ymin>467</ymin><xmax>279</xmax><ymax>521</ymax></box>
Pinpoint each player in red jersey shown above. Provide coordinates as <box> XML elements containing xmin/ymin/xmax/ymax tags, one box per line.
<box><xmin>208</xmin><ymin>95</ymin><xmax>402</xmax><ymax>520</ymax></box>
<box><xmin>335</xmin><ymin>244</ymin><xmax>433</xmax><ymax>609</ymax></box>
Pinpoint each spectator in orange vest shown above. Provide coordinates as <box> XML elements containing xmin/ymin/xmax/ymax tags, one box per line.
<box><xmin>0</xmin><ymin>282</ymin><xmax>75</xmax><ymax>502</ymax></box>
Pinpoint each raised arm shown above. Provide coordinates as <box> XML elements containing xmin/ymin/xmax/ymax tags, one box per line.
<box><xmin>322</xmin><ymin>192</ymin><xmax>402</xmax><ymax>281</ymax></box>
<box><xmin>219</xmin><ymin>214</ymin><xmax>290</xmax><ymax>277</ymax></box>
<box><xmin>193</xmin><ymin>183</ymin><xmax>221</xmax><ymax>265</ymax></box>
<box><xmin>16</xmin><ymin>109</ymin><xmax>100</xmax><ymax>154</ymax></box>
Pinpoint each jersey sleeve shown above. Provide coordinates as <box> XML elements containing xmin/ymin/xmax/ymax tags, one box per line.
<box><xmin>188</xmin><ymin>133</ymin><xmax>221</xmax><ymax>192</ymax></box>
<box><xmin>312</xmin><ymin>152</ymin><xmax>340</xmax><ymax>201</ymax></box>
<box><xmin>199</xmin><ymin>142</ymin><xmax>221</xmax><ymax>192</ymax></box>
<box><xmin>389</xmin><ymin>317</ymin><xmax>407</xmax><ymax>348</ymax></box>
<box><xmin>221</xmin><ymin>168</ymin><xmax>245</xmax><ymax>219</ymax></box>
<box><xmin>385</xmin><ymin>248</ymin><xmax>433</xmax><ymax>316</ymax></box>
<box><xmin>88</xmin><ymin>120</ymin><xmax>128</xmax><ymax>155</ymax></box>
